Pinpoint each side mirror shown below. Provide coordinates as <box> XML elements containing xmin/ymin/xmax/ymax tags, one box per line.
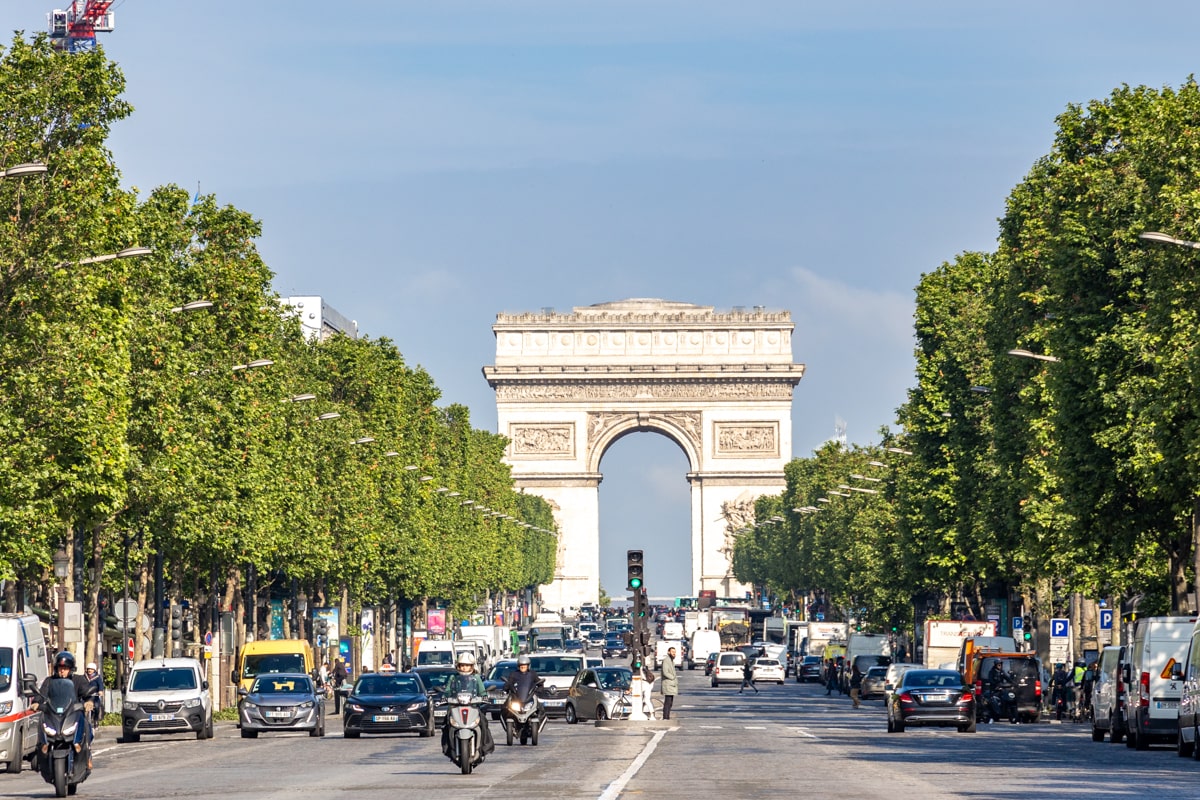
<box><xmin>202</xmin><ymin>680</ymin><xmax>209</xmax><ymax>691</ymax></box>
<box><xmin>1172</xmin><ymin>665</ymin><xmax>1185</xmax><ymax>681</ymax></box>
<box><xmin>21</xmin><ymin>673</ymin><xmax>37</xmax><ymax>696</ymax></box>
<box><xmin>237</xmin><ymin>688</ymin><xmax>248</xmax><ymax>697</ymax></box>
<box><xmin>884</xmin><ymin>683</ymin><xmax>893</xmax><ymax>691</ymax></box>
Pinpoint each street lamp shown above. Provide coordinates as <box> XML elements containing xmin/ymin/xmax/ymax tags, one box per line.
<box><xmin>231</xmin><ymin>359</ymin><xmax>274</xmax><ymax>371</ymax></box>
<box><xmin>1007</xmin><ymin>348</ymin><xmax>1060</xmax><ymax>363</ymax></box>
<box><xmin>1139</xmin><ymin>230</ymin><xmax>1200</xmax><ymax>250</ymax></box>
<box><xmin>170</xmin><ymin>299</ymin><xmax>214</xmax><ymax>313</ymax></box>
<box><xmin>1</xmin><ymin>161</ymin><xmax>48</xmax><ymax>178</ymax></box>
<box><xmin>52</xmin><ymin>547</ymin><xmax>69</xmax><ymax>650</ymax></box>
<box><xmin>78</xmin><ymin>246</ymin><xmax>154</xmax><ymax>265</ymax></box>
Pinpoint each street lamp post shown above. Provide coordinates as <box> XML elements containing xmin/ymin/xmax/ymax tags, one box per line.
<box><xmin>52</xmin><ymin>548</ymin><xmax>69</xmax><ymax>652</ymax></box>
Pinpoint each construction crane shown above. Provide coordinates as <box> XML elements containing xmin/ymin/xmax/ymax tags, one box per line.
<box><xmin>47</xmin><ymin>1</ymin><xmax>116</xmax><ymax>53</ymax></box>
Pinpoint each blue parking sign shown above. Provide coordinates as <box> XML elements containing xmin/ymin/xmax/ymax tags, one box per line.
<box><xmin>1051</xmin><ymin>618</ymin><xmax>1069</xmax><ymax>638</ymax></box>
<box><xmin>1012</xmin><ymin>616</ymin><xmax>1023</xmax><ymax>630</ymax></box>
<box><xmin>1099</xmin><ymin>609</ymin><xmax>1113</xmax><ymax>630</ymax></box>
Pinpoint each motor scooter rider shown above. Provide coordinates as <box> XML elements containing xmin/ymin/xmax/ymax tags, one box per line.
<box><xmin>32</xmin><ymin>652</ymin><xmax>95</xmax><ymax>767</ymax></box>
<box><xmin>83</xmin><ymin>661</ymin><xmax>104</xmax><ymax>725</ymax></box>
<box><xmin>502</xmin><ymin>654</ymin><xmax>542</xmax><ymax>696</ymax></box>
<box><xmin>986</xmin><ymin>660</ymin><xmax>1017</xmax><ymax>723</ymax></box>
<box><xmin>1050</xmin><ymin>662</ymin><xmax>1071</xmax><ymax>717</ymax></box>
<box><xmin>441</xmin><ymin>651</ymin><xmax>494</xmax><ymax>760</ymax></box>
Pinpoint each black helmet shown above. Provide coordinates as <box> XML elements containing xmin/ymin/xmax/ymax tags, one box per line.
<box><xmin>53</xmin><ymin>651</ymin><xmax>76</xmax><ymax>672</ymax></box>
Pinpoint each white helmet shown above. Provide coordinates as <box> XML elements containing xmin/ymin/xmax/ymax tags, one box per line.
<box><xmin>456</xmin><ymin>651</ymin><xmax>476</xmax><ymax>668</ymax></box>
<box><xmin>85</xmin><ymin>662</ymin><xmax>98</xmax><ymax>672</ymax></box>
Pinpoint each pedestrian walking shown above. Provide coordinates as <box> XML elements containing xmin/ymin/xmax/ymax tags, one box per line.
<box><xmin>640</xmin><ymin>664</ymin><xmax>656</xmax><ymax>717</ymax></box>
<box><xmin>825</xmin><ymin>658</ymin><xmax>837</xmax><ymax>696</ymax></box>
<box><xmin>849</xmin><ymin>663</ymin><xmax>864</xmax><ymax>708</ymax></box>
<box><xmin>660</xmin><ymin>646</ymin><xmax>679</xmax><ymax>720</ymax></box>
<box><xmin>739</xmin><ymin>656</ymin><xmax>758</xmax><ymax>694</ymax></box>
<box><xmin>332</xmin><ymin>658</ymin><xmax>348</xmax><ymax>713</ymax></box>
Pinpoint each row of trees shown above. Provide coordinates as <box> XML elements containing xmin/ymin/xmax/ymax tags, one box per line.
<box><xmin>734</xmin><ymin>78</ymin><xmax>1200</xmax><ymax>632</ymax></box>
<box><xmin>0</xmin><ymin>36</ymin><xmax>556</xmax><ymax>664</ymax></box>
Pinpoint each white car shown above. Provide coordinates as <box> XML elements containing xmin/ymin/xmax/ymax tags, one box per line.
<box><xmin>711</xmin><ymin>651</ymin><xmax>747</xmax><ymax>687</ymax></box>
<box><xmin>752</xmin><ymin>657</ymin><xmax>786</xmax><ymax>685</ymax></box>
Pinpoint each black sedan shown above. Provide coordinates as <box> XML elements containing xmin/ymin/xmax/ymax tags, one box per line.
<box><xmin>238</xmin><ymin>673</ymin><xmax>325</xmax><ymax>738</ymax></box>
<box><xmin>602</xmin><ymin>634</ymin><xmax>629</xmax><ymax>660</ymax></box>
<box><xmin>887</xmin><ymin>669</ymin><xmax>976</xmax><ymax>733</ymax></box>
<box><xmin>343</xmin><ymin>672</ymin><xmax>435</xmax><ymax>738</ymax></box>
<box><xmin>412</xmin><ymin>666</ymin><xmax>457</xmax><ymax>725</ymax></box>
<box><xmin>798</xmin><ymin>655</ymin><xmax>824</xmax><ymax>683</ymax></box>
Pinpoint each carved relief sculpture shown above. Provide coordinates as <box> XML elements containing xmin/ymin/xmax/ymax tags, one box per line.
<box><xmin>509</xmin><ymin>423</ymin><xmax>574</xmax><ymax>457</ymax></box>
<box><xmin>714</xmin><ymin>423</ymin><xmax>778</xmax><ymax>457</ymax></box>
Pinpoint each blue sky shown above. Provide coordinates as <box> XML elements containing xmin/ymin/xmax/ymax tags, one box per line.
<box><xmin>8</xmin><ymin>1</ymin><xmax>1200</xmax><ymax>599</ymax></box>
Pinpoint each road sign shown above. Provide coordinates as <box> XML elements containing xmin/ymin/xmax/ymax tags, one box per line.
<box><xmin>114</xmin><ymin>599</ymin><xmax>139</xmax><ymax>625</ymax></box>
<box><xmin>204</xmin><ymin>631</ymin><xmax>213</xmax><ymax>646</ymax></box>
<box><xmin>1099</xmin><ymin>609</ymin><xmax>1114</xmax><ymax>630</ymax></box>
<box><xmin>1049</xmin><ymin>641</ymin><xmax>1070</xmax><ymax>662</ymax></box>
<box><xmin>1012</xmin><ymin>616</ymin><xmax>1024</xmax><ymax>630</ymax></box>
<box><xmin>1050</xmin><ymin>618</ymin><xmax>1070</xmax><ymax>638</ymax></box>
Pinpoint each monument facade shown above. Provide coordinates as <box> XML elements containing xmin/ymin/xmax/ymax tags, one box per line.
<box><xmin>483</xmin><ymin>299</ymin><xmax>805</xmax><ymax>610</ymax></box>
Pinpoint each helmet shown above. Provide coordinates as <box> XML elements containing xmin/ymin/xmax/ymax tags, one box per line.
<box><xmin>53</xmin><ymin>652</ymin><xmax>76</xmax><ymax>672</ymax></box>
<box><xmin>456</xmin><ymin>651</ymin><xmax>476</xmax><ymax>668</ymax></box>
<box><xmin>85</xmin><ymin>662</ymin><xmax>98</xmax><ymax>672</ymax></box>
<box><xmin>517</xmin><ymin>654</ymin><xmax>531</xmax><ymax>667</ymax></box>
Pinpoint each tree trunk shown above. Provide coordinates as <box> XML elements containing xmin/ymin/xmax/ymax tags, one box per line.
<box><xmin>87</xmin><ymin>521</ymin><xmax>105</xmax><ymax>667</ymax></box>
<box><xmin>134</xmin><ymin>558</ymin><xmax>149</xmax><ymax>662</ymax></box>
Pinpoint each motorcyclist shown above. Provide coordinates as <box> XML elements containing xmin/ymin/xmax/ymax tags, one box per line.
<box><xmin>1050</xmin><ymin>663</ymin><xmax>1071</xmax><ymax>719</ymax></box>
<box><xmin>32</xmin><ymin>652</ymin><xmax>95</xmax><ymax>768</ymax></box>
<box><xmin>83</xmin><ymin>661</ymin><xmax>104</xmax><ymax>725</ymax></box>
<box><xmin>441</xmin><ymin>651</ymin><xmax>494</xmax><ymax>761</ymax></box>
<box><xmin>986</xmin><ymin>660</ymin><xmax>1017</xmax><ymax>723</ymax></box>
<box><xmin>502</xmin><ymin>654</ymin><xmax>544</xmax><ymax>743</ymax></box>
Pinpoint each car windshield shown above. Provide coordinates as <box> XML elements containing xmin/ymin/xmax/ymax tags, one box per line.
<box><xmin>354</xmin><ymin>675</ymin><xmax>420</xmax><ymax>695</ymax></box>
<box><xmin>529</xmin><ymin>656</ymin><xmax>583</xmax><ymax>676</ymax></box>
<box><xmin>0</xmin><ymin>648</ymin><xmax>11</xmax><ymax>692</ymax></box>
<box><xmin>866</xmin><ymin>667</ymin><xmax>888</xmax><ymax>678</ymax></box>
<box><xmin>418</xmin><ymin>650</ymin><xmax>454</xmax><ymax>665</ymax></box>
<box><xmin>719</xmin><ymin>654</ymin><xmax>743</xmax><ymax>665</ymax></box>
<box><xmin>242</xmin><ymin>652</ymin><xmax>306</xmax><ymax>678</ymax></box>
<box><xmin>903</xmin><ymin>671</ymin><xmax>964</xmax><ymax>688</ymax></box>
<box><xmin>487</xmin><ymin>663</ymin><xmax>518</xmax><ymax>682</ymax></box>
<box><xmin>596</xmin><ymin>669</ymin><xmax>632</xmax><ymax>690</ymax></box>
<box><xmin>252</xmin><ymin>676</ymin><xmax>313</xmax><ymax>694</ymax></box>
<box><xmin>417</xmin><ymin>670</ymin><xmax>455</xmax><ymax>692</ymax></box>
<box><xmin>130</xmin><ymin>667</ymin><xmax>198</xmax><ymax>692</ymax></box>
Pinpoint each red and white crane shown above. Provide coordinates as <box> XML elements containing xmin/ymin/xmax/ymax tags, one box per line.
<box><xmin>47</xmin><ymin>1</ymin><xmax>116</xmax><ymax>53</ymax></box>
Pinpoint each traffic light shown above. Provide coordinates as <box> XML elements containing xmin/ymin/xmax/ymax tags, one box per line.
<box><xmin>626</xmin><ymin>550</ymin><xmax>644</xmax><ymax>591</ymax></box>
<box><xmin>1022</xmin><ymin>616</ymin><xmax>1033</xmax><ymax>642</ymax></box>
<box><xmin>633</xmin><ymin>587</ymin><xmax>649</xmax><ymax>620</ymax></box>
<box><xmin>315</xmin><ymin>617</ymin><xmax>328</xmax><ymax>645</ymax></box>
<box><xmin>169</xmin><ymin>605</ymin><xmax>183</xmax><ymax>654</ymax></box>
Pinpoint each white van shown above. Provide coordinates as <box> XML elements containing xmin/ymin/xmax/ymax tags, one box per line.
<box><xmin>0</xmin><ymin>613</ymin><xmax>48</xmax><ymax>773</ymax></box>
<box><xmin>1123</xmin><ymin>615</ymin><xmax>1194</xmax><ymax>749</ymax></box>
<box><xmin>121</xmin><ymin>657</ymin><xmax>213</xmax><ymax>742</ymax></box>
<box><xmin>1091</xmin><ymin>645</ymin><xmax>1126</xmax><ymax>743</ymax></box>
<box><xmin>689</xmin><ymin>630</ymin><xmax>721</xmax><ymax>671</ymax></box>
<box><xmin>415</xmin><ymin>639</ymin><xmax>455</xmax><ymax>667</ymax></box>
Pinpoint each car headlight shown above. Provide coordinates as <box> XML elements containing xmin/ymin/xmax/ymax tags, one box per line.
<box><xmin>123</xmin><ymin>701</ymin><xmax>139</xmax><ymax>712</ymax></box>
<box><xmin>183</xmin><ymin>697</ymin><xmax>203</xmax><ymax>708</ymax></box>
<box><xmin>0</xmin><ymin>700</ymin><xmax>11</xmax><ymax>715</ymax></box>
<box><xmin>349</xmin><ymin>703</ymin><xmax>364</xmax><ymax>712</ymax></box>
<box><xmin>297</xmin><ymin>701</ymin><xmax>314</xmax><ymax>710</ymax></box>
<box><xmin>406</xmin><ymin>702</ymin><xmax>424</xmax><ymax>712</ymax></box>
<box><xmin>242</xmin><ymin>701</ymin><xmax>258</xmax><ymax>710</ymax></box>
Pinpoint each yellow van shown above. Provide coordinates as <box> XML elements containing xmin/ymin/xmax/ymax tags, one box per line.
<box><xmin>234</xmin><ymin>639</ymin><xmax>314</xmax><ymax>692</ymax></box>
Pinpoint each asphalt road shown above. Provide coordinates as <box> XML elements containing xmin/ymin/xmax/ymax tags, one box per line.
<box><xmin>5</xmin><ymin>665</ymin><xmax>1200</xmax><ymax>799</ymax></box>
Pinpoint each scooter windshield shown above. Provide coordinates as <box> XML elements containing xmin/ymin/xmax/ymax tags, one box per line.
<box><xmin>46</xmin><ymin>677</ymin><xmax>78</xmax><ymax>714</ymax></box>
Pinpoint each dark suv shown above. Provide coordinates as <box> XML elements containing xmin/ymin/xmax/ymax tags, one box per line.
<box><xmin>975</xmin><ymin>655</ymin><xmax>1042</xmax><ymax>723</ymax></box>
<box><xmin>602</xmin><ymin>633</ymin><xmax>629</xmax><ymax>659</ymax></box>
<box><xmin>798</xmin><ymin>655</ymin><xmax>824</xmax><ymax>683</ymax></box>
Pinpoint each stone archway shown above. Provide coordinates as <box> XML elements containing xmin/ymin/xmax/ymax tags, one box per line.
<box><xmin>483</xmin><ymin>299</ymin><xmax>805</xmax><ymax>611</ymax></box>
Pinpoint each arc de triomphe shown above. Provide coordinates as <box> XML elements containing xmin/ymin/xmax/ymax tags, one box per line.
<box><xmin>483</xmin><ymin>299</ymin><xmax>805</xmax><ymax>611</ymax></box>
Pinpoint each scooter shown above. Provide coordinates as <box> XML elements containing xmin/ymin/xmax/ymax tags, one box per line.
<box><xmin>26</xmin><ymin>674</ymin><xmax>92</xmax><ymax>798</ymax></box>
<box><xmin>502</xmin><ymin>679</ymin><xmax>546</xmax><ymax>746</ymax></box>
<box><xmin>985</xmin><ymin>680</ymin><xmax>1018</xmax><ymax>724</ymax></box>
<box><xmin>444</xmin><ymin>693</ymin><xmax>488</xmax><ymax>775</ymax></box>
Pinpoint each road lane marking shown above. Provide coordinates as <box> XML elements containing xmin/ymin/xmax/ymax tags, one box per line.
<box><xmin>790</xmin><ymin>727</ymin><xmax>820</xmax><ymax>739</ymax></box>
<box><xmin>598</xmin><ymin>728</ymin><xmax>671</xmax><ymax>800</ymax></box>
<box><xmin>743</xmin><ymin>726</ymin><xmax>766</xmax><ymax>729</ymax></box>
<box><xmin>699</xmin><ymin>725</ymin><xmax>723</xmax><ymax>729</ymax></box>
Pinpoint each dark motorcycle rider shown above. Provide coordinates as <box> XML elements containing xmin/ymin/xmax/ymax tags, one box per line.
<box><xmin>986</xmin><ymin>661</ymin><xmax>1017</xmax><ymax>723</ymax></box>
<box><xmin>502</xmin><ymin>654</ymin><xmax>544</xmax><ymax>743</ymax></box>
<box><xmin>440</xmin><ymin>651</ymin><xmax>495</xmax><ymax>760</ymax></box>
<box><xmin>32</xmin><ymin>652</ymin><xmax>95</xmax><ymax>768</ymax></box>
<box><xmin>1051</xmin><ymin>663</ymin><xmax>1071</xmax><ymax>718</ymax></box>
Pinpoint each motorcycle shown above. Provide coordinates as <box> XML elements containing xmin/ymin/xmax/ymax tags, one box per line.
<box><xmin>1051</xmin><ymin>684</ymin><xmax>1070</xmax><ymax>721</ymax></box>
<box><xmin>502</xmin><ymin>678</ymin><xmax>546</xmax><ymax>746</ymax></box>
<box><xmin>443</xmin><ymin>692</ymin><xmax>489</xmax><ymax>775</ymax></box>
<box><xmin>26</xmin><ymin>674</ymin><xmax>92</xmax><ymax>798</ymax></box>
<box><xmin>985</xmin><ymin>680</ymin><xmax>1018</xmax><ymax>724</ymax></box>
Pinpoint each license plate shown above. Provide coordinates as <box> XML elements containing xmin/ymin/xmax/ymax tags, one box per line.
<box><xmin>1157</xmin><ymin>701</ymin><xmax>1179</xmax><ymax>709</ymax></box>
<box><xmin>373</xmin><ymin>714</ymin><xmax>399</xmax><ymax>722</ymax></box>
<box><xmin>543</xmin><ymin>699</ymin><xmax>565</xmax><ymax>707</ymax></box>
<box><xmin>435</xmin><ymin>709</ymin><xmax>447</xmax><ymax>718</ymax></box>
<box><xmin>149</xmin><ymin>713</ymin><xmax>174</xmax><ymax>722</ymax></box>
<box><xmin>266</xmin><ymin>710</ymin><xmax>291</xmax><ymax>718</ymax></box>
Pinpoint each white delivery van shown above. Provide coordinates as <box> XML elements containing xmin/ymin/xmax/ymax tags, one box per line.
<box><xmin>654</xmin><ymin>639</ymin><xmax>683</xmax><ymax>669</ymax></box>
<box><xmin>0</xmin><ymin>613</ymin><xmax>48</xmax><ymax>773</ymax></box>
<box><xmin>1092</xmin><ymin>644</ymin><xmax>1126</xmax><ymax>743</ymax></box>
<box><xmin>415</xmin><ymin>640</ymin><xmax>456</xmax><ymax>667</ymax></box>
<box><xmin>1123</xmin><ymin>615</ymin><xmax>1194</xmax><ymax>750</ymax></box>
<box><xmin>121</xmin><ymin>657</ymin><xmax>213</xmax><ymax>742</ymax></box>
<box><xmin>689</xmin><ymin>629</ymin><xmax>721</xmax><ymax>671</ymax></box>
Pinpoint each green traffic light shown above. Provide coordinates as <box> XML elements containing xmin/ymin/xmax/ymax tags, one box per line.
<box><xmin>630</xmin><ymin>577</ymin><xmax>642</xmax><ymax>589</ymax></box>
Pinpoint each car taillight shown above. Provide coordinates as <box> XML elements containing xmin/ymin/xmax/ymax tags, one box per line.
<box><xmin>960</xmin><ymin>692</ymin><xmax>974</xmax><ymax>703</ymax></box>
<box><xmin>1034</xmin><ymin>679</ymin><xmax>1042</xmax><ymax>697</ymax></box>
<box><xmin>973</xmin><ymin>680</ymin><xmax>983</xmax><ymax>697</ymax></box>
<box><xmin>1140</xmin><ymin>671</ymin><xmax>1150</xmax><ymax>708</ymax></box>
<box><xmin>898</xmin><ymin>692</ymin><xmax>914</xmax><ymax>703</ymax></box>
